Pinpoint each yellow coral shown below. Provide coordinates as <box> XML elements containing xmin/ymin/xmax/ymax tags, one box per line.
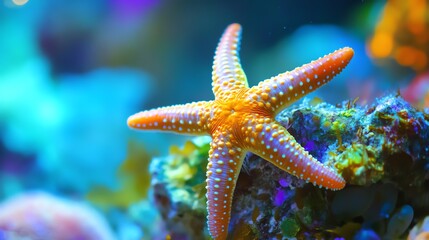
<box><xmin>165</xmin><ymin>137</ymin><xmax>211</xmax><ymax>188</ymax></box>
<box><xmin>166</xmin><ymin>163</ymin><xmax>196</xmax><ymax>184</ymax></box>
<box><xmin>333</xmin><ymin>143</ymin><xmax>383</xmax><ymax>185</ymax></box>
<box><xmin>341</xmin><ymin>108</ymin><xmax>356</xmax><ymax>118</ymax></box>
<box><xmin>332</xmin><ymin>120</ymin><xmax>346</xmax><ymax>149</ymax></box>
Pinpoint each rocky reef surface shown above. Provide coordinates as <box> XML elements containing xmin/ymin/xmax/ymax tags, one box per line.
<box><xmin>149</xmin><ymin>95</ymin><xmax>429</xmax><ymax>239</ymax></box>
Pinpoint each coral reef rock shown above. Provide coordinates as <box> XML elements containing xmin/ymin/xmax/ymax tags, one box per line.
<box><xmin>150</xmin><ymin>95</ymin><xmax>429</xmax><ymax>239</ymax></box>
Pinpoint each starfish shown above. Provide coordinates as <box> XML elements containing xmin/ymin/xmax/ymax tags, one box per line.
<box><xmin>128</xmin><ymin>23</ymin><xmax>353</xmax><ymax>240</ymax></box>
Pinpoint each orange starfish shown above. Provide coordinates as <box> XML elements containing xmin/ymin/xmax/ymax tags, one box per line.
<box><xmin>128</xmin><ymin>23</ymin><xmax>353</xmax><ymax>240</ymax></box>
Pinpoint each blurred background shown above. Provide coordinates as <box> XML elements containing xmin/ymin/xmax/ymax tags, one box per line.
<box><xmin>0</xmin><ymin>0</ymin><xmax>428</xmax><ymax>239</ymax></box>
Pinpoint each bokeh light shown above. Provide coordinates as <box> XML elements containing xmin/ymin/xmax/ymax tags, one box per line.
<box><xmin>368</xmin><ymin>0</ymin><xmax>429</xmax><ymax>72</ymax></box>
<box><xmin>12</xmin><ymin>0</ymin><xmax>28</xmax><ymax>6</ymax></box>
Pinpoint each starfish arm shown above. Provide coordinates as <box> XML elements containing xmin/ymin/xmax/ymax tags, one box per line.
<box><xmin>244</xmin><ymin>120</ymin><xmax>345</xmax><ymax>190</ymax></box>
<box><xmin>127</xmin><ymin>101</ymin><xmax>212</xmax><ymax>135</ymax></box>
<box><xmin>249</xmin><ymin>47</ymin><xmax>354</xmax><ymax>114</ymax></box>
<box><xmin>206</xmin><ymin>132</ymin><xmax>245</xmax><ymax>240</ymax></box>
<box><xmin>212</xmin><ymin>23</ymin><xmax>248</xmax><ymax>100</ymax></box>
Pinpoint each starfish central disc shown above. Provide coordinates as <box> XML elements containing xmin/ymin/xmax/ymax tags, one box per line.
<box><xmin>127</xmin><ymin>23</ymin><xmax>354</xmax><ymax>240</ymax></box>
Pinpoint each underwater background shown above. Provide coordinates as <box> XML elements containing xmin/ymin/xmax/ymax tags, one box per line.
<box><xmin>1</xmin><ymin>0</ymin><xmax>429</xmax><ymax>239</ymax></box>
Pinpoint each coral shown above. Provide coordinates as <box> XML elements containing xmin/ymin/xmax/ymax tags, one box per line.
<box><xmin>385</xmin><ymin>205</ymin><xmax>414</xmax><ymax>239</ymax></box>
<box><xmin>278</xmin><ymin>94</ymin><xmax>429</xmax><ymax>186</ymax></box>
<box><xmin>150</xmin><ymin>137</ymin><xmax>211</xmax><ymax>239</ymax></box>
<box><xmin>333</xmin><ymin>143</ymin><xmax>381</xmax><ymax>185</ymax></box>
<box><xmin>280</xmin><ymin>218</ymin><xmax>300</xmax><ymax>238</ymax></box>
<box><xmin>0</xmin><ymin>192</ymin><xmax>115</xmax><ymax>240</ymax></box>
<box><xmin>409</xmin><ymin>216</ymin><xmax>429</xmax><ymax>240</ymax></box>
<box><xmin>149</xmin><ymin>94</ymin><xmax>429</xmax><ymax>239</ymax></box>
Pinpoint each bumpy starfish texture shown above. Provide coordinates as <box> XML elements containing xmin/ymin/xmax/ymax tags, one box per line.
<box><xmin>128</xmin><ymin>23</ymin><xmax>353</xmax><ymax>240</ymax></box>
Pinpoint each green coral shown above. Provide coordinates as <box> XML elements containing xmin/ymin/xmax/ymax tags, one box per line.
<box><xmin>280</xmin><ymin>217</ymin><xmax>300</xmax><ymax>237</ymax></box>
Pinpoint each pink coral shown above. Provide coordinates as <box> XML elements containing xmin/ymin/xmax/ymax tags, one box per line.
<box><xmin>0</xmin><ymin>192</ymin><xmax>114</xmax><ymax>240</ymax></box>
